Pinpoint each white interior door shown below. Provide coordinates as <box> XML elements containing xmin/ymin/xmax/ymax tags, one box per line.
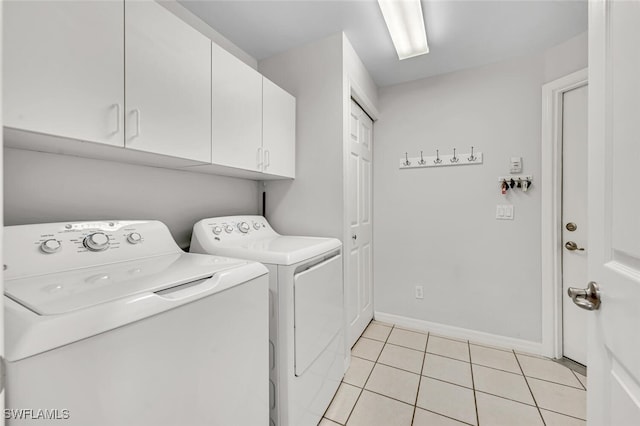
<box><xmin>586</xmin><ymin>1</ymin><xmax>640</xmax><ymax>424</ymax></box>
<box><xmin>561</xmin><ymin>84</ymin><xmax>588</xmax><ymax>366</ymax></box>
<box><xmin>347</xmin><ymin>99</ymin><xmax>373</xmax><ymax>347</ymax></box>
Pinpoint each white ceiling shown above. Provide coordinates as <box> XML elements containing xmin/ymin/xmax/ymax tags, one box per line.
<box><xmin>179</xmin><ymin>0</ymin><xmax>587</xmax><ymax>87</ymax></box>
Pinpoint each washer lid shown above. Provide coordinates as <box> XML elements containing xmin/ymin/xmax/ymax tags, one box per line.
<box><xmin>209</xmin><ymin>236</ymin><xmax>342</xmax><ymax>265</ymax></box>
<box><xmin>5</xmin><ymin>252</ymin><xmax>250</xmax><ymax>315</ymax></box>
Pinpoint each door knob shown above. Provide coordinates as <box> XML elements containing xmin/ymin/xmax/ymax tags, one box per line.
<box><xmin>352</xmin><ymin>235</ymin><xmax>357</xmax><ymax>240</ymax></box>
<box><xmin>567</xmin><ymin>281</ymin><xmax>601</xmax><ymax>311</ymax></box>
<box><xmin>565</xmin><ymin>241</ymin><xmax>585</xmax><ymax>251</ymax></box>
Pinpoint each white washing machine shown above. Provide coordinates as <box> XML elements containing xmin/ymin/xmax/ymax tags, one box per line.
<box><xmin>4</xmin><ymin>220</ymin><xmax>269</xmax><ymax>426</ymax></box>
<box><xmin>190</xmin><ymin>215</ymin><xmax>344</xmax><ymax>426</ymax></box>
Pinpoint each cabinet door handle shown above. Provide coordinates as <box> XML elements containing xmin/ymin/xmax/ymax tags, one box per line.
<box><xmin>112</xmin><ymin>103</ymin><xmax>121</xmax><ymax>135</ymax></box>
<box><xmin>264</xmin><ymin>149</ymin><xmax>270</xmax><ymax>169</ymax></box>
<box><xmin>257</xmin><ymin>147</ymin><xmax>263</xmax><ymax>169</ymax></box>
<box><xmin>131</xmin><ymin>108</ymin><xmax>141</xmax><ymax>140</ymax></box>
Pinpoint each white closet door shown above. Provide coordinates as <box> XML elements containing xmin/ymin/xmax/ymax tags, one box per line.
<box><xmin>4</xmin><ymin>1</ymin><xmax>124</xmax><ymax>146</ymax></box>
<box><xmin>347</xmin><ymin>99</ymin><xmax>374</xmax><ymax>347</ymax></box>
<box><xmin>125</xmin><ymin>1</ymin><xmax>211</xmax><ymax>162</ymax></box>
<box><xmin>211</xmin><ymin>43</ymin><xmax>263</xmax><ymax>172</ymax></box>
<box><xmin>262</xmin><ymin>78</ymin><xmax>296</xmax><ymax>178</ymax></box>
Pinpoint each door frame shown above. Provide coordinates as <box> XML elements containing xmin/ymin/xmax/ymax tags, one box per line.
<box><xmin>342</xmin><ymin>77</ymin><xmax>378</xmax><ymax>363</ymax></box>
<box><xmin>540</xmin><ymin>68</ymin><xmax>588</xmax><ymax>359</ymax></box>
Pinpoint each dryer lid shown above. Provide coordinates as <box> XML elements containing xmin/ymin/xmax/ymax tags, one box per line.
<box><xmin>5</xmin><ymin>253</ymin><xmax>251</xmax><ymax>315</ymax></box>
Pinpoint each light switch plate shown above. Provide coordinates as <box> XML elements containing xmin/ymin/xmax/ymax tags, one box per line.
<box><xmin>510</xmin><ymin>157</ymin><xmax>523</xmax><ymax>174</ymax></box>
<box><xmin>504</xmin><ymin>205</ymin><xmax>514</xmax><ymax>219</ymax></box>
<box><xmin>496</xmin><ymin>204</ymin><xmax>514</xmax><ymax>220</ymax></box>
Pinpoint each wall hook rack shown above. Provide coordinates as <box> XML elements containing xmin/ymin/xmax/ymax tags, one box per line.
<box><xmin>400</xmin><ymin>148</ymin><xmax>483</xmax><ymax>169</ymax></box>
<box><xmin>498</xmin><ymin>175</ymin><xmax>533</xmax><ymax>192</ymax></box>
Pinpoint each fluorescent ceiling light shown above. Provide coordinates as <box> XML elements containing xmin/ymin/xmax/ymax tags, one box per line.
<box><xmin>378</xmin><ymin>0</ymin><xmax>429</xmax><ymax>60</ymax></box>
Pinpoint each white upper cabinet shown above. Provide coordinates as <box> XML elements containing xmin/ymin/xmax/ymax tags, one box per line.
<box><xmin>262</xmin><ymin>78</ymin><xmax>296</xmax><ymax>178</ymax></box>
<box><xmin>4</xmin><ymin>1</ymin><xmax>125</xmax><ymax>146</ymax></box>
<box><xmin>125</xmin><ymin>1</ymin><xmax>211</xmax><ymax>162</ymax></box>
<box><xmin>211</xmin><ymin>43</ymin><xmax>263</xmax><ymax>172</ymax></box>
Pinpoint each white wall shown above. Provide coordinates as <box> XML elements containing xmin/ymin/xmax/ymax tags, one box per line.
<box><xmin>258</xmin><ymin>34</ymin><xmax>345</xmax><ymax>239</ymax></box>
<box><xmin>373</xmin><ymin>33</ymin><xmax>587</xmax><ymax>343</ymax></box>
<box><xmin>159</xmin><ymin>0</ymin><xmax>258</xmax><ymax>69</ymax></box>
<box><xmin>4</xmin><ymin>148</ymin><xmax>259</xmax><ymax>248</ymax></box>
<box><xmin>343</xmin><ymin>34</ymin><xmax>379</xmax><ymax>113</ymax></box>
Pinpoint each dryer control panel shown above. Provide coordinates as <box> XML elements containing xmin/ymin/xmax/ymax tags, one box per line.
<box><xmin>4</xmin><ymin>221</ymin><xmax>181</xmax><ymax>280</ymax></box>
<box><xmin>199</xmin><ymin>215</ymin><xmax>278</xmax><ymax>242</ymax></box>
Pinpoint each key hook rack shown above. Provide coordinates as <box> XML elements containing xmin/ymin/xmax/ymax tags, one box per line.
<box><xmin>400</xmin><ymin>147</ymin><xmax>483</xmax><ymax>169</ymax></box>
<box><xmin>498</xmin><ymin>175</ymin><xmax>533</xmax><ymax>193</ymax></box>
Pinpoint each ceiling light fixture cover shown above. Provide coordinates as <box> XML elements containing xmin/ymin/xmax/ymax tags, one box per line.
<box><xmin>378</xmin><ymin>0</ymin><xmax>429</xmax><ymax>60</ymax></box>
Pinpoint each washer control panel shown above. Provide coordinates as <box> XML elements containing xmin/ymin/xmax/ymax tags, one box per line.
<box><xmin>4</xmin><ymin>220</ymin><xmax>181</xmax><ymax>280</ymax></box>
<box><xmin>199</xmin><ymin>215</ymin><xmax>275</xmax><ymax>242</ymax></box>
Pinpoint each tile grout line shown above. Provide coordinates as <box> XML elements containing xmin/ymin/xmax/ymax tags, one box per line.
<box><xmin>410</xmin><ymin>332</ymin><xmax>429</xmax><ymax>425</ymax></box>
<box><xmin>417</xmin><ymin>408</ymin><xmax>476</xmax><ymax>426</ymax></box>
<box><xmin>525</xmin><ymin>374</ymin><xmax>586</xmax><ymax>391</ymax></box>
<box><xmin>473</xmin><ymin>389</ymin><xmax>541</xmax><ymax>409</ymax></box>
<box><xmin>468</xmin><ymin>340</ymin><xmax>480</xmax><ymax>426</ymax></box>
<box><xmin>537</xmin><ymin>407</ymin><xmax>587</xmax><ymax>422</ymax></box>
<box><xmin>343</xmin><ymin>321</ymin><xmax>394</xmax><ymax>425</ymax></box>
<box><xmin>513</xmin><ymin>350</ymin><xmax>546</xmax><ymax>426</ymax></box>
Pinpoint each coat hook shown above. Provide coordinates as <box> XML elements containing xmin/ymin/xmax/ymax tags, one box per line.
<box><xmin>450</xmin><ymin>148</ymin><xmax>459</xmax><ymax>163</ymax></box>
<box><xmin>434</xmin><ymin>149</ymin><xmax>442</xmax><ymax>164</ymax></box>
<box><xmin>418</xmin><ymin>150</ymin><xmax>426</xmax><ymax>165</ymax></box>
<box><xmin>403</xmin><ymin>152</ymin><xmax>411</xmax><ymax>166</ymax></box>
<box><xmin>468</xmin><ymin>146</ymin><xmax>477</xmax><ymax>162</ymax></box>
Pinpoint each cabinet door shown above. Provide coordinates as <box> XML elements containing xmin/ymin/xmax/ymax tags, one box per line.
<box><xmin>4</xmin><ymin>1</ymin><xmax>124</xmax><ymax>146</ymax></box>
<box><xmin>262</xmin><ymin>78</ymin><xmax>296</xmax><ymax>178</ymax></box>
<box><xmin>125</xmin><ymin>1</ymin><xmax>211</xmax><ymax>162</ymax></box>
<box><xmin>211</xmin><ymin>43</ymin><xmax>263</xmax><ymax>171</ymax></box>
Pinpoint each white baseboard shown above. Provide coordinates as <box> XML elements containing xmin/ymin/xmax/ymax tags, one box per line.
<box><xmin>374</xmin><ymin>311</ymin><xmax>543</xmax><ymax>356</ymax></box>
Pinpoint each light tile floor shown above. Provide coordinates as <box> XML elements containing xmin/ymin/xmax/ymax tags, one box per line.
<box><xmin>321</xmin><ymin>321</ymin><xmax>587</xmax><ymax>426</ymax></box>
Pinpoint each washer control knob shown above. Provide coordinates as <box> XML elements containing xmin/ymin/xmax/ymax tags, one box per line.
<box><xmin>238</xmin><ymin>222</ymin><xmax>250</xmax><ymax>233</ymax></box>
<box><xmin>127</xmin><ymin>232</ymin><xmax>142</xmax><ymax>244</ymax></box>
<box><xmin>224</xmin><ymin>225</ymin><xmax>234</xmax><ymax>234</ymax></box>
<box><xmin>83</xmin><ymin>232</ymin><xmax>110</xmax><ymax>252</ymax></box>
<box><xmin>253</xmin><ymin>222</ymin><xmax>261</xmax><ymax>230</ymax></box>
<box><xmin>40</xmin><ymin>239</ymin><xmax>62</xmax><ymax>254</ymax></box>
<box><xmin>212</xmin><ymin>226</ymin><xmax>222</xmax><ymax>235</ymax></box>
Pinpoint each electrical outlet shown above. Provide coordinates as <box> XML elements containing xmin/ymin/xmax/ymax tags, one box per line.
<box><xmin>415</xmin><ymin>285</ymin><xmax>424</xmax><ymax>299</ymax></box>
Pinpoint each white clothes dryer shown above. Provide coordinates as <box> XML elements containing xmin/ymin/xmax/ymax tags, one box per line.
<box><xmin>4</xmin><ymin>220</ymin><xmax>269</xmax><ymax>426</ymax></box>
<box><xmin>190</xmin><ymin>215</ymin><xmax>344</xmax><ymax>426</ymax></box>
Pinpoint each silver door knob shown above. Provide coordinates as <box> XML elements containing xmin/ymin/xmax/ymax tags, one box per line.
<box><xmin>565</xmin><ymin>241</ymin><xmax>585</xmax><ymax>251</ymax></box>
<box><xmin>352</xmin><ymin>235</ymin><xmax>357</xmax><ymax>240</ymax></box>
<box><xmin>567</xmin><ymin>281</ymin><xmax>601</xmax><ymax>311</ymax></box>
